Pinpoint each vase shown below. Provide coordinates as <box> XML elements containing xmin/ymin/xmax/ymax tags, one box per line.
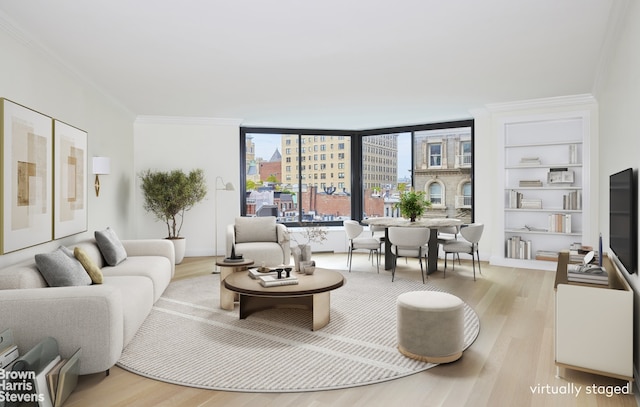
<box><xmin>292</xmin><ymin>244</ymin><xmax>313</xmax><ymax>272</ymax></box>
<box><xmin>167</xmin><ymin>237</ymin><xmax>186</xmax><ymax>264</ymax></box>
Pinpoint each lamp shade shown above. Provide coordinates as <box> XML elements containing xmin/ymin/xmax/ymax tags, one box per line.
<box><xmin>92</xmin><ymin>157</ymin><xmax>111</xmax><ymax>175</ymax></box>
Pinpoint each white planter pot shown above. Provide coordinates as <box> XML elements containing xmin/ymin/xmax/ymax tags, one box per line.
<box><xmin>168</xmin><ymin>237</ymin><xmax>186</xmax><ymax>264</ymax></box>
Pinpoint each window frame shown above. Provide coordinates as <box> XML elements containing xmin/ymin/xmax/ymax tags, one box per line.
<box><xmin>240</xmin><ymin>119</ymin><xmax>474</xmax><ymax>226</ymax></box>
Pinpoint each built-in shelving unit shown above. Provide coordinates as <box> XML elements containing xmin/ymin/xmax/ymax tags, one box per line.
<box><xmin>494</xmin><ymin>110</ymin><xmax>592</xmax><ymax>270</ymax></box>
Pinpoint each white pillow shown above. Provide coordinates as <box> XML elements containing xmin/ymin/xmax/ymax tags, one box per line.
<box><xmin>234</xmin><ymin>216</ymin><xmax>277</xmax><ymax>243</ymax></box>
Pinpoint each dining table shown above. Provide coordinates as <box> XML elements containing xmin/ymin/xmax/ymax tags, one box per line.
<box><xmin>361</xmin><ymin>217</ymin><xmax>463</xmax><ymax>275</ymax></box>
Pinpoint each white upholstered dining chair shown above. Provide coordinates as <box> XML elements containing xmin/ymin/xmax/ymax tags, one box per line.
<box><xmin>442</xmin><ymin>223</ymin><xmax>484</xmax><ymax>281</ymax></box>
<box><xmin>387</xmin><ymin>227</ymin><xmax>430</xmax><ymax>283</ymax></box>
<box><xmin>344</xmin><ymin>220</ymin><xmax>381</xmax><ymax>273</ymax></box>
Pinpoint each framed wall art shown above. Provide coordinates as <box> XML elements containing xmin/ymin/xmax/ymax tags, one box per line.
<box><xmin>1</xmin><ymin>99</ymin><xmax>53</xmax><ymax>253</ymax></box>
<box><xmin>54</xmin><ymin>120</ymin><xmax>87</xmax><ymax>239</ymax></box>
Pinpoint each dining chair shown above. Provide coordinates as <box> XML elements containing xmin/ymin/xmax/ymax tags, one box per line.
<box><xmin>344</xmin><ymin>220</ymin><xmax>380</xmax><ymax>273</ymax></box>
<box><xmin>437</xmin><ymin>225</ymin><xmax>460</xmax><ymax>264</ymax></box>
<box><xmin>442</xmin><ymin>223</ymin><xmax>484</xmax><ymax>281</ymax></box>
<box><xmin>387</xmin><ymin>227</ymin><xmax>430</xmax><ymax>283</ymax></box>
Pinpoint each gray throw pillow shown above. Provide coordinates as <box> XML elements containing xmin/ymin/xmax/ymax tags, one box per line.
<box><xmin>35</xmin><ymin>246</ymin><xmax>92</xmax><ymax>287</ymax></box>
<box><xmin>94</xmin><ymin>227</ymin><xmax>127</xmax><ymax>266</ymax></box>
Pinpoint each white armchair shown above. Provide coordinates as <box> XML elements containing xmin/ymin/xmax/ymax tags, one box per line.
<box><xmin>226</xmin><ymin>216</ymin><xmax>291</xmax><ymax>267</ymax></box>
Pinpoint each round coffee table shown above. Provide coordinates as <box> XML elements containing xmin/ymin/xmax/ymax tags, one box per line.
<box><xmin>224</xmin><ymin>269</ymin><xmax>345</xmax><ymax>331</ymax></box>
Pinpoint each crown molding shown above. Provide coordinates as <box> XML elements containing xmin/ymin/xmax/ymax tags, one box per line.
<box><xmin>485</xmin><ymin>94</ymin><xmax>597</xmax><ymax>113</ymax></box>
<box><xmin>134</xmin><ymin>116</ymin><xmax>243</xmax><ymax>126</ymax></box>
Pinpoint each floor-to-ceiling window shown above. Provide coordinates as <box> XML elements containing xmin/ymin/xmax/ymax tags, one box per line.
<box><xmin>241</xmin><ymin>129</ymin><xmax>352</xmax><ymax>224</ymax></box>
<box><xmin>241</xmin><ymin>119</ymin><xmax>473</xmax><ymax>225</ymax></box>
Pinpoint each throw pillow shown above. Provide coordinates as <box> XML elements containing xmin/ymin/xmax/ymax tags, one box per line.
<box><xmin>35</xmin><ymin>246</ymin><xmax>92</xmax><ymax>287</ymax></box>
<box><xmin>235</xmin><ymin>216</ymin><xmax>277</xmax><ymax>243</ymax></box>
<box><xmin>74</xmin><ymin>247</ymin><xmax>103</xmax><ymax>284</ymax></box>
<box><xmin>94</xmin><ymin>227</ymin><xmax>127</xmax><ymax>266</ymax></box>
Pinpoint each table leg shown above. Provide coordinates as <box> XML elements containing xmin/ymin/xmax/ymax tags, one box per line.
<box><xmin>384</xmin><ymin>228</ymin><xmax>393</xmax><ymax>270</ymax></box>
<box><xmin>427</xmin><ymin>228</ymin><xmax>439</xmax><ymax>275</ymax></box>
<box><xmin>312</xmin><ymin>292</ymin><xmax>330</xmax><ymax>331</ymax></box>
<box><xmin>219</xmin><ymin>267</ymin><xmax>235</xmax><ymax>310</ymax></box>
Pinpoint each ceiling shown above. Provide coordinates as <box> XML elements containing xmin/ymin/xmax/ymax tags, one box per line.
<box><xmin>0</xmin><ymin>0</ymin><xmax>618</xmax><ymax>129</ymax></box>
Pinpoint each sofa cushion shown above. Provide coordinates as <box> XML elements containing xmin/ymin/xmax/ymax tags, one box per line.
<box><xmin>74</xmin><ymin>247</ymin><xmax>103</xmax><ymax>284</ymax></box>
<box><xmin>0</xmin><ymin>261</ymin><xmax>48</xmax><ymax>289</ymax></box>
<box><xmin>235</xmin><ymin>216</ymin><xmax>277</xmax><ymax>243</ymax></box>
<box><xmin>35</xmin><ymin>246</ymin><xmax>92</xmax><ymax>287</ymax></box>
<box><xmin>102</xmin><ymin>256</ymin><xmax>172</xmax><ymax>302</ymax></box>
<box><xmin>235</xmin><ymin>242</ymin><xmax>284</xmax><ymax>267</ymax></box>
<box><xmin>95</xmin><ymin>227</ymin><xmax>127</xmax><ymax>266</ymax></box>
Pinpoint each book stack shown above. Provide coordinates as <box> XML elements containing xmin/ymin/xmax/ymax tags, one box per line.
<box><xmin>258</xmin><ymin>275</ymin><xmax>299</xmax><ymax>287</ymax></box>
<box><xmin>520</xmin><ymin>198</ymin><xmax>542</xmax><ymax>209</ymax></box>
<box><xmin>548</xmin><ymin>213</ymin><xmax>571</xmax><ymax>233</ymax></box>
<box><xmin>248</xmin><ymin>268</ymin><xmax>278</xmax><ymax>279</ymax></box>
<box><xmin>562</xmin><ymin>190</ymin><xmax>582</xmax><ymax>210</ymax></box>
<box><xmin>508</xmin><ymin>190</ymin><xmax>542</xmax><ymax>209</ymax></box>
<box><xmin>1</xmin><ymin>329</ymin><xmax>19</xmax><ymax>371</ymax></box>
<box><xmin>519</xmin><ymin>157</ymin><xmax>541</xmax><ymax>166</ymax></box>
<box><xmin>535</xmin><ymin>250</ymin><xmax>559</xmax><ymax>261</ymax></box>
<box><xmin>567</xmin><ymin>264</ymin><xmax>608</xmax><ymax>286</ymax></box>
<box><xmin>519</xmin><ymin>179</ymin><xmax>543</xmax><ymax>187</ymax></box>
<box><xmin>506</xmin><ymin>236</ymin><xmax>532</xmax><ymax>259</ymax></box>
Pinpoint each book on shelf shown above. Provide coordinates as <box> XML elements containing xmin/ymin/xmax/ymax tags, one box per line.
<box><xmin>567</xmin><ymin>276</ymin><xmax>609</xmax><ymax>286</ymax></box>
<box><xmin>519</xmin><ymin>157</ymin><xmax>541</xmax><ymax>166</ymax></box>
<box><xmin>508</xmin><ymin>190</ymin><xmax>543</xmax><ymax>209</ymax></box>
<box><xmin>562</xmin><ymin>190</ymin><xmax>582</xmax><ymax>210</ymax></box>
<box><xmin>519</xmin><ymin>180</ymin><xmax>543</xmax><ymax>187</ymax></box>
<box><xmin>535</xmin><ymin>250</ymin><xmax>559</xmax><ymax>261</ymax></box>
<box><xmin>506</xmin><ymin>236</ymin><xmax>532</xmax><ymax>259</ymax></box>
<box><xmin>548</xmin><ymin>213</ymin><xmax>571</xmax><ymax>233</ymax></box>
<box><xmin>258</xmin><ymin>275</ymin><xmax>298</xmax><ymax>287</ymax></box>
<box><xmin>569</xmin><ymin>144</ymin><xmax>579</xmax><ymax>164</ymax></box>
<box><xmin>520</xmin><ymin>198</ymin><xmax>542</xmax><ymax>209</ymax></box>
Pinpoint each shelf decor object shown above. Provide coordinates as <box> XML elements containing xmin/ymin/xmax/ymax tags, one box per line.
<box><xmin>1</xmin><ymin>98</ymin><xmax>53</xmax><ymax>254</ymax></box>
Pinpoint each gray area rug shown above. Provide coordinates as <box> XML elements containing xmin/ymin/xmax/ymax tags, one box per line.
<box><xmin>117</xmin><ymin>269</ymin><xmax>480</xmax><ymax>392</ymax></box>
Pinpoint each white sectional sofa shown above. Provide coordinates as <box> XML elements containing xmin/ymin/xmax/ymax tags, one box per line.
<box><xmin>0</xmin><ymin>238</ymin><xmax>174</xmax><ymax>375</ymax></box>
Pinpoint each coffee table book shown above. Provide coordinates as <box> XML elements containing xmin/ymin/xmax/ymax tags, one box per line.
<box><xmin>259</xmin><ymin>275</ymin><xmax>299</xmax><ymax>287</ymax></box>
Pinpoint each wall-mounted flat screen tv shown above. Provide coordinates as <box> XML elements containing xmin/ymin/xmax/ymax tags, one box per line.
<box><xmin>609</xmin><ymin>168</ymin><xmax>637</xmax><ymax>274</ymax></box>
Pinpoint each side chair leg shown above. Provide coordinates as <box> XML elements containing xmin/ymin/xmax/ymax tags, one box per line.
<box><xmin>392</xmin><ymin>254</ymin><xmax>397</xmax><ymax>282</ymax></box>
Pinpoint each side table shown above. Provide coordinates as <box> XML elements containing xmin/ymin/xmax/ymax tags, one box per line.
<box><xmin>217</xmin><ymin>258</ymin><xmax>254</xmax><ymax>310</ymax></box>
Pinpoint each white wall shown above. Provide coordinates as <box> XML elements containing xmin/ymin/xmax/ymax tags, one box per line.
<box><xmin>596</xmin><ymin>0</ymin><xmax>640</xmax><ymax>376</ymax></box>
<box><xmin>0</xmin><ymin>20</ymin><xmax>135</xmax><ymax>268</ymax></box>
<box><xmin>133</xmin><ymin>117</ymin><xmax>242</xmax><ymax>256</ymax></box>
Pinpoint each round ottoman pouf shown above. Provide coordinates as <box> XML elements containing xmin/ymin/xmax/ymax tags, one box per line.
<box><xmin>396</xmin><ymin>291</ymin><xmax>465</xmax><ymax>363</ymax></box>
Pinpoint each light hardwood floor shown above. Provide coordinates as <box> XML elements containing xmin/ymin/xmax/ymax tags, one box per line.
<box><xmin>66</xmin><ymin>254</ymin><xmax>638</xmax><ymax>407</ymax></box>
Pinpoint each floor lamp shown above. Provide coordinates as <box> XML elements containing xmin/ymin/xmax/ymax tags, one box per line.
<box><xmin>213</xmin><ymin>176</ymin><xmax>235</xmax><ymax>273</ymax></box>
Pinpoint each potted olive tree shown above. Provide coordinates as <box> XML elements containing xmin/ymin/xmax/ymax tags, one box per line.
<box><xmin>395</xmin><ymin>189</ymin><xmax>431</xmax><ymax>222</ymax></box>
<box><xmin>139</xmin><ymin>168</ymin><xmax>207</xmax><ymax>264</ymax></box>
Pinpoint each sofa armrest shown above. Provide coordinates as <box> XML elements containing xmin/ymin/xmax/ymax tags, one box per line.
<box><xmin>121</xmin><ymin>239</ymin><xmax>175</xmax><ymax>276</ymax></box>
<box><xmin>0</xmin><ymin>285</ymin><xmax>124</xmax><ymax>375</ymax></box>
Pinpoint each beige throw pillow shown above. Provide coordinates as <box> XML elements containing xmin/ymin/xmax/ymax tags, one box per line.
<box><xmin>74</xmin><ymin>247</ymin><xmax>103</xmax><ymax>284</ymax></box>
<box><xmin>234</xmin><ymin>216</ymin><xmax>277</xmax><ymax>243</ymax></box>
